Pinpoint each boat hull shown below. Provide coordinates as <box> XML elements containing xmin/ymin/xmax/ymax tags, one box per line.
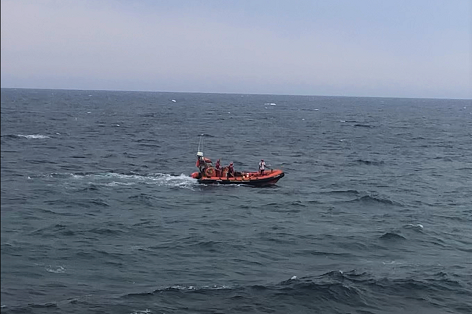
<box><xmin>191</xmin><ymin>169</ymin><xmax>284</xmax><ymax>187</ymax></box>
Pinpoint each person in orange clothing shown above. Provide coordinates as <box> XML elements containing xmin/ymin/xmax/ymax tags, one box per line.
<box><xmin>196</xmin><ymin>152</ymin><xmax>204</xmax><ymax>171</ymax></box>
<box><xmin>196</xmin><ymin>152</ymin><xmax>212</xmax><ymax>172</ymax></box>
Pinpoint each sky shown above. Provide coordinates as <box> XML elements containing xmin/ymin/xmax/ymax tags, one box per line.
<box><xmin>1</xmin><ymin>0</ymin><xmax>471</xmax><ymax>99</ymax></box>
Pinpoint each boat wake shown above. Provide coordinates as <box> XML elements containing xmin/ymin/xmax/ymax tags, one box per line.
<box><xmin>29</xmin><ymin>172</ymin><xmax>198</xmax><ymax>190</ymax></box>
<box><xmin>2</xmin><ymin>134</ymin><xmax>51</xmax><ymax>139</ymax></box>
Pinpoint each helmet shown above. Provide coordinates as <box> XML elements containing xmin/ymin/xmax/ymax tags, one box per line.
<box><xmin>261</xmin><ymin>159</ymin><xmax>264</xmax><ymax>161</ymax></box>
<box><xmin>196</xmin><ymin>152</ymin><xmax>203</xmax><ymax>157</ymax></box>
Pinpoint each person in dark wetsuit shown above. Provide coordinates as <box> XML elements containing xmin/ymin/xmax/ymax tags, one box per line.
<box><xmin>215</xmin><ymin>159</ymin><xmax>221</xmax><ymax>177</ymax></box>
<box><xmin>227</xmin><ymin>162</ymin><xmax>234</xmax><ymax>178</ymax></box>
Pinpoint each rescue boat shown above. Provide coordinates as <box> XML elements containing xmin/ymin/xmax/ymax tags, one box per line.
<box><xmin>191</xmin><ymin>166</ymin><xmax>285</xmax><ymax>187</ymax></box>
<box><xmin>190</xmin><ymin>137</ymin><xmax>284</xmax><ymax>186</ymax></box>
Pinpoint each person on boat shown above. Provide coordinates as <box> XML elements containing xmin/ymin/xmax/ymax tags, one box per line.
<box><xmin>259</xmin><ymin>159</ymin><xmax>266</xmax><ymax>175</ymax></box>
<box><xmin>215</xmin><ymin>159</ymin><xmax>221</xmax><ymax>177</ymax></box>
<box><xmin>196</xmin><ymin>152</ymin><xmax>208</xmax><ymax>173</ymax></box>
<box><xmin>227</xmin><ymin>162</ymin><xmax>234</xmax><ymax>178</ymax></box>
<box><xmin>196</xmin><ymin>152</ymin><xmax>203</xmax><ymax>169</ymax></box>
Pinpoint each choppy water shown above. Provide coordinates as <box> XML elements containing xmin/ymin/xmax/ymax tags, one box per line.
<box><xmin>1</xmin><ymin>88</ymin><xmax>472</xmax><ymax>314</ymax></box>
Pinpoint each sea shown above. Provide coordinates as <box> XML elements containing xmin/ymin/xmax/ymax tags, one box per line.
<box><xmin>1</xmin><ymin>88</ymin><xmax>471</xmax><ymax>314</ymax></box>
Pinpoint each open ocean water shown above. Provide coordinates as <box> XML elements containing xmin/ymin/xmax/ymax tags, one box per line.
<box><xmin>1</xmin><ymin>88</ymin><xmax>472</xmax><ymax>314</ymax></box>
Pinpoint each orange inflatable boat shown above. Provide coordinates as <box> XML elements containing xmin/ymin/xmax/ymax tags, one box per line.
<box><xmin>191</xmin><ymin>145</ymin><xmax>284</xmax><ymax>186</ymax></box>
<box><xmin>191</xmin><ymin>167</ymin><xmax>284</xmax><ymax>187</ymax></box>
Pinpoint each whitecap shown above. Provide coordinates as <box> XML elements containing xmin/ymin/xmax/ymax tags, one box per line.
<box><xmin>171</xmin><ymin>99</ymin><xmax>176</xmax><ymax>102</ymax></box>
<box><xmin>105</xmin><ymin>181</ymin><xmax>136</xmax><ymax>187</ymax></box>
<box><xmin>46</xmin><ymin>265</ymin><xmax>65</xmax><ymax>273</ymax></box>
<box><xmin>18</xmin><ymin>134</ymin><xmax>50</xmax><ymax>139</ymax></box>
<box><xmin>290</xmin><ymin>275</ymin><xmax>297</xmax><ymax>280</ymax></box>
<box><xmin>405</xmin><ymin>223</ymin><xmax>424</xmax><ymax>230</ymax></box>
<box><xmin>170</xmin><ymin>285</ymin><xmax>196</xmax><ymax>290</ymax></box>
<box><xmin>200</xmin><ymin>285</ymin><xmax>231</xmax><ymax>290</ymax></box>
<box><xmin>130</xmin><ymin>310</ymin><xmax>151</xmax><ymax>314</ymax></box>
<box><xmin>212</xmin><ymin>285</ymin><xmax>231</xmax><ymax>290</ymax></box>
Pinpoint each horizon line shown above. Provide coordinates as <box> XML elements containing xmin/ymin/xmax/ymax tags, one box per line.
<box><xmin>1</xmin><ymin>86</ymin><xmax>470</xmax><ymax>101</ymax></box>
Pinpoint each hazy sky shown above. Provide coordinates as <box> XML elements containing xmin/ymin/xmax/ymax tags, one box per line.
<box><xmin>1</xmin><ymin>0</ymin><xmax>471</xmax><ymax>98</ymax></box>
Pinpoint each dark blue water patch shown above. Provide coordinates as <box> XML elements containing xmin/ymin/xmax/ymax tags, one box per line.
<box><xmin>356</xmin><ymin>159</ymin><xmax>385</xmax><ymax>166</ymax></box>
<box><xmin>379</xmin><ymin>232</ymin><xmax>407</xmax><ymax>241</ymax></box>
<box><xmin>42</xmin><ymin>198</ymin><xmax>110</xmax><ymax>209</ymax></box>
<box><xmin>323</xmin><ymin>189</ymin><xmax>361</xmax><ymax>195</ymax></box>
<box><xmin>356</xmin><ymin>195</ymin><xmax>403</xmax><ymax>206</ymax></box>
<box><xmin>29</xmin><ymin>224</ymin><xmax>77</xmax><ymax>237</ymax></box>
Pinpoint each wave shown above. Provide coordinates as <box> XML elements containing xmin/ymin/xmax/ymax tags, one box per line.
<box><xmin>89</xmin><ymin>227</ymin><xmax>125</xmax><ymax>236</ymax></box>
<box><xmin>43</xmin><ymin>198</ymin><xmax>110</xmax><ymax>211</ymax></box>
<box><xmin>116</xmin><ymin>270</ymin><xmax>472</xmax><ymax>313</ymax></box>
<box><xmin>341</xmin><ymin>194</ymin><xmax>402</xmax><ymax>206</ymax></box>
<box><xmin>403</xmin><ymin>223</ymin><xmax>424</xmax><ymax>232</ymax></box>
<box><xmin>3</xmin><ymin>270</ymin><xmax>470</xmax><ymax>314</ymax></box>
<box><xmin>290</xmin><ymin>200</ymin><xmax>306</xmax><ymax>207</ymax></box>
<box><xmin>28</xmin><ymin>222</ymin><xmax>128</xmax><ymax>239</ymax></box>
<box><xmin>199</xmin><ymin>133</ymin><xmax>215</xmax><ymax>138</ymax></box>
<box><xmin>321</xmin><ymin>189</ymin><xmax>361</xmax><ymax>195</ymax></box>
<box><xmin>379</xmin><ymin>232</ymin><xmax>407</xmax><ymax>240</ymax></box>
<box><xmin>356</xmin><ymin>159</ymin><xmax>385</xmax><ymax>166</ymax></box>
<box><xmin>130</xmin><ymin>310</ymin><xmax>152</xmax><ymax>314</ymax></box>
<box><xmin>29</xmin><ymin>224</ymin><xmax>76</xmax><ymax>237</ymax></box>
